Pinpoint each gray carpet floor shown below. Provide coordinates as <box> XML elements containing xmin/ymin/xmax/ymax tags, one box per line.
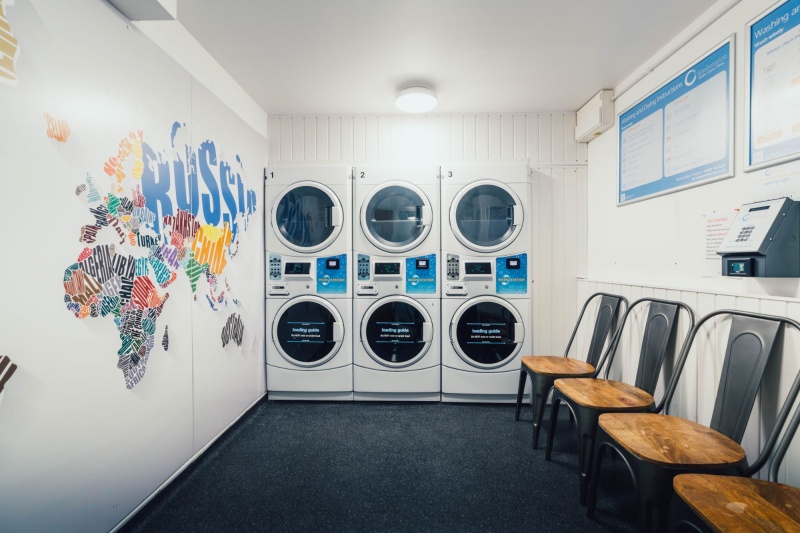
<box><xmin>121</xmin><ymin>400</ymin><xmax>639</xmax><ymax>532</ymax></box>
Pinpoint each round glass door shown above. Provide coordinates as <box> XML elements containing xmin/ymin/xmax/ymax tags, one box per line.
<box><xmin>450</xmin><ymin>180</ymin><xmax>523</xmax><ymax>253</ymax></box>
<box><xmin>362</xmin><ymin>296</ymin><xmax>433</xmax><ymax>367</ymax></box>
<box><xmin>361</xmin><ymin>182</ymin><xmax>432</xmax><ymax>253</ymax></box>
<box><xmin>273</xmin><ymin>296</ymin><xmax>344</xmax><ymax>367</ymax></box>
<box><xmin>451</xmin><ymin>296</ymin><xmax>523</xmax><ymax>368</ymax></box>
<box><xmin>272</xmin><ymin>181</ymin><xmax>343</xmax><ymax>253</ymax></box>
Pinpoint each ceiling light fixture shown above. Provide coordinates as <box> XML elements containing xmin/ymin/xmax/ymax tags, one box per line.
<box><xmin>395</xmin><ymin>86</ymin><xmax>437</xmax><ymax>113</ymax></box>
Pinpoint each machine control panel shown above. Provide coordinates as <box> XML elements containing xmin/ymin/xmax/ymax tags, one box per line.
<box><xmin>355</xmin><ymin>253</ymin><xmax>438</xmax><ymax>296</ymax></box>
<box><xmin>267</xmin><ymin>253</ymin><xmax>348</xmax><ymax>295</ymax></box>
<box><xmin>443</xmin><ymin>253</ymin><xmax>528</xmax><ymax>296</ymax></box>
<box><xmin>269</xmin><ymin>254</ymin><xmax>282</xmax><ymax>281</ymax></box>
<box><xmin>267</xmin><ymin>283</ymin><xmax>289</xmax><ymax>296</ymax></box>
<box><xmin>717</xmin><ymin>198</ymin><xmax>800</xmax><ymax>277</ymax></box>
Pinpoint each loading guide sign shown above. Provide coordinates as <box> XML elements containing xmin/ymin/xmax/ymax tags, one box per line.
<box><xmin>619</xmin><ymin>38</ymin><xmax>733</xmax><ymax>204</ymax></box>
<box><xmin>377</xmin><ymin>322</ymin><xmax>417</xmax><ymax>344</ymax></box>
<box><xmin>466</xmin><ymin>322</ymin><xmax>509</xmax><ymax>344</ymax></box>
<box><xmin>287</xmin><ymin>322</ymin><xmax>327</xmax><ymax>344</ymax></box>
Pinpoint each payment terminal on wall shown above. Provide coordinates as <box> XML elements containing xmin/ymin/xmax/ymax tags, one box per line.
<box><xmin>716</xmin><ymin>197</ymin><xmax>800</xmax><ymax>277</ymax></box>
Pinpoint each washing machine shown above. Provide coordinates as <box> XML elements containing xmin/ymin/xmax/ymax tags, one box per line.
<box><xmin>441</xmin><ymin>253</ymin><xmax>531</xmax><ymax>403</ymax></box>
<box><xmin>353</xmin><ymin>165</ymin><xmax>439</xmax><ymax>256</ymax></box>
<box><xmin>265</xmin><ymin>165</ymin><xmax>353</xmax><ymax>400</ymax></box>
<box><xmin>441</xmin><ymin>164</ymin><xmax>530</xmax><ymax>257</ymax></box>
<box><xmin>266</xmin><ymin>254</ymin><xmax>352</xmax><ymax>400</ymax></box>
<box><xmin>353</xmin><ymin>254</ymin><xmax>440</xmax><ymax>401</ymax></box>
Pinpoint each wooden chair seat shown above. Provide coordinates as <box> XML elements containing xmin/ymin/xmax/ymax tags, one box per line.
<box><xmin>554</xmin><ymin>378</ymin><xmax>655</xmax><ymax>410</ymax></box>
<box><xmin>599</xmin><ymin>413</ymin><xmax>746</xmax><ymax>468</ymax></box>
<box><xmin>520</xmin><ymin>356</ymin><xmax>595</xmax><ymax>377</ymax></box>
<box><xmin>673</xmin><ymin>473</ymin><xmax>800</xmax><ymax>531</ymax></box>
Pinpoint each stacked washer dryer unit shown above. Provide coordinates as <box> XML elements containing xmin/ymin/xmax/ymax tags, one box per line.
<box><xmin>440</xmin><ymin>164</ymin><xmax>532</xmax><ymax>403</ymax></box>
<box><xmin>265</xmin><ymin>166</ymin><xmax>353</xmax><ymax>400</ymax></box>
<box><xmin>352</xmin><ymin>166</ymin><xmax>441</xmax><ymax>401</ymax></box>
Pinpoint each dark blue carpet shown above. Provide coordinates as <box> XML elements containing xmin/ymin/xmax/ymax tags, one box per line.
<box><xmin>121</xmin><ymin>400</ymin><xmax>638</xmax><ymax>532</ymax></box>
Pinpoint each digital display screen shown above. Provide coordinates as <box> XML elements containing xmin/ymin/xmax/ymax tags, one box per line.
<box><xmin>728</xmin><ymin>260</ymin><xmax>752</xmax><ymax>276</ymax></box>
<box><xmin>285</xmin><ymin>262</ymin><xmax>310</xmax><ymax>275</ymax></box>
<box><xmin>506</xmin><ymin>258</ymin><xmax>520</xmax><ymax>270</ymax></box>
<box><xmin>375</xmin><ymin>262</ymin><xmax>401</xmax><ymax>275</ymax></box>
<box><xmin>326</xmin><ymin>258</ymin><xmax>340</xmax><ymax>270</ymax></box>
<box><xmin>749</xmin><ymin>205</ymin><xmax>770</xmax><ymax>212</ymax></box>
<box><xmin>465</xmin><ymin>262</ymin><xmax>492</xmax><ymax>275</ymax></box>
<box><xmin>376</xmin><ymin>321</ymin><xmax>417</xmax><ymax>344</ymax></box>
<box><xmin>416</xmin><ymin>258</ymin><xmax>429</xmax><ymax>270</ymax></box>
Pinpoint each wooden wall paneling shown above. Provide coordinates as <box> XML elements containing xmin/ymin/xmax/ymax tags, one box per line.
<box><xmin>280</xmin><ymin>116</ymin><xmax>293</xmax><ymax>161</ymax></box>
<box><xmin>551</xmin><ymin>114</ymin><xmax>565</xmax><ymax>164</ymax></box>
<box><xmin>488</xmin><ymin>114</ymin><xmax>501</xmax><ymax>160</ymax></box>
<box><xmin>576</xmin><ymin>166</ymin><xmax>588</xmax><ymax>278</ymax></box>
<box><xmin>316</xmin><ymin>116</ymin><xmax>329</xmax><ymax>161</ymax></box>
<box><xmin>268</xmin><ymin>116</ymin><xmax>281</xmax><ymax>163</ymax></box>
<box><xmin>500</xmin><ymin>114</ymin><xmax>514</xmax><ymax>160</ymax></box>
<box><xmin>365</xmin><ymin>116</ymin><xmax>378</xmax><ymax>161</ymax></box>
<box><xmin>291</xmin><ymin>117</ymin><xmax>304</xmax><ymax>161</ymax></box>
<box><xmin>573</xmin><ymin>280</ymin><xmax>593</xmax><ymax>359</ymax></box>
<box><xmin>536</xmin><ymin>168</ymin><xmax>554</xmax><ymax>354</ymax></box>
<box><xmin>538</xmin><ymin>114</ymin><xmax>552</xmax><ymax>165</ymax></box>
<box><xmin>303</xmin><ymin>117</ymin><xmax>316</xmax><ymax>161</ymax></box>
<box><xmin>377</xmin><ymin>116</ymin><xmax>391</xmax><ymax>161</ymax></box>
<box><xmin>563</xmin><ymin>113</ymin><xmax>578</xmax><ymax>163</ymax></box>
<box><xmin>353</xmin><ymin>115</ymin><xmax>367</xmax><ymax>162</ymax></box>
<box><xmin>424</xmin><ymin>115</ymin><xmax>438</xmax><ymax>161</ymax></box>
<box><xmin>437</xmin><ymin>115</ymin><xmax>451</xmax><ymax>161</ymax></box>
<box><xmin>341</xmin><ymin>116</ymin><xmax>354</xmax><ymax>162</ymax></box>
<box><xmin>694</xmin><ymin>292</ymin><xmax>719</xmax><ymax>422</ymax></box>
<box><xmin>463</xmin><ymin>115</ymin><xmax>477</xmax><ymax>160</ymax></box>
<box><xmin>526</xmin><ymin>114</ymin><xmax>539</xmax><ymax>165</ymax></box>
<box><xmin>389</xmin><ymin>115</ymin><xmax>402</xmax><ymax>161</ymax></box>
<box><xmin>476</xmin><ymin>115</ymin><xmax>489</xmax><ymax>160</ymax></box>
<box><xmin>551</xmin><ymin>168</ymin><xmax>567</xmax><ymax>353</ymax></box>
<box><xmin>328</xmin><ymin>116</ymin><xmax>342</xmax><ymax>161</ymax></box>
<box><xmin>450</xmin><ymin>115</ymin><xmax>464</xmax><ymax>160</ymax></box>
<box><xmin>563</xmin><ymin>168</ymin><xmax>578</xmax><ymax>347</ymax></box>
<box><xmin>513</xmin><ymin>114</ymin><xmax>526</xmax><ymax>161</ymax></box>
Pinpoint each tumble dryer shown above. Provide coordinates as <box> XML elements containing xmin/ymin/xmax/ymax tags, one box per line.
<box><xmin>352</xmin><ymin>166</ymin><xmax>440</xmax><ymax>401</ymax></box>
<box><xmin>441</xmin><ymin>164</ymin><xmax>529</xmax><ymax>256</ymax></box>
<box><xmin>441</xmin><ymin>254</ymin><xmax>531</xmax><ymax>403</ymax></box>
<box><xmin>266</xmin><ymin>166</ymin><xmax>353</xmax><ymax>400</ymax></box>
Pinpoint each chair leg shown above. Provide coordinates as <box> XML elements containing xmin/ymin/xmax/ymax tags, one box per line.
<box><xmin>576</xmin><ymin>410</ymin><xmax>601</xmax><ymax>506</ymax></box>
<box><xmin>544</xmin><ymin>394</ymin><xmax>562</xmax><ymax>461</ymax></box>
<box><xmin>514</xmin><ymin>369</ymin><xmax>527</xmax><ymax>421</ymax></box>
<box><xmin>585</xmin><ymin>438</ymin><xmax>605</xmax><ymax>518</ymax></box>
<box><xmin>529</xmin><ymin>374</ymin><xmax>555</xmax><ymax>449</ymax></box>
<box><xmin>668</xmin><ymin>492</ymin><xmax>709</xmax><ymax>533</ymax></box>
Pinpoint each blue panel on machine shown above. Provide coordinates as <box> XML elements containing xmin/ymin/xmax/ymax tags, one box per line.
<box><xmin>405</xmin><ymin>254</ymin><xmax>437</xmax><ymax>294</ymax></box>
<box><xmin>317</xmin><ymin>254</ymin><xmax>348</xmax><ymax>294</ymax></box>
<box><xmin>495</xmin><ymin>253</ymin><xmax>527</xmax><ymax>294</ymax></box>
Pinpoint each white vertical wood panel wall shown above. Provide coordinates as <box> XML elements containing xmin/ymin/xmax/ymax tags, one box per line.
<box><xmin>576</xmin><ymin>280</ymin><xmax>800</xmax><ymax>486</ymax></box>
<box><xmin>268</xmin><ymin>113</ymin><xmax>589</xmax><ymax>357</ymax></box>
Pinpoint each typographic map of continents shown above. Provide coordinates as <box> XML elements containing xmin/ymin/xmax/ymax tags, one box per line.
<box><xmin>62</xmin><ymin>123</ymin><xmax>257</xmax><ymax>389</ymax></box>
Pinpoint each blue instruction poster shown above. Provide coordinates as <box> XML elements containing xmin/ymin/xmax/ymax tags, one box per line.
<box><xmin>618</xmin><ymin>39</ymin><xmax>733</xmax><ymax>205</ymax></box>
<box><xmin>748</xmin><ymin>0</ymin><xmax>800</xmax><ymax>170</ymax></box>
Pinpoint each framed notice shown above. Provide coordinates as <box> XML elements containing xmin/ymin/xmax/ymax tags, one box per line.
<box><xmin>618</xmin><ymin>38</ymin><xmax>734</xmax><ymax>205</ymax></box>
<box><xmin>746</xmin><ymin>0</ymin><xmax>800</xmax><ymax>171</ymax></box>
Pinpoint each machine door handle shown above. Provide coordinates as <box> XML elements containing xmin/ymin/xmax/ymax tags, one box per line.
<box><xmin>328</xmin><ymin>206</ymin><xmax>343</xmax><ymax>227</ymax></box>
<box><xmin>418</xmin><ymin>205</ymin><xmax>432</xmax><ymax>226</ymax></box>
<box><xmin>513</xmin><ymin>323</ymin><xmax>524</xmax><ymax>343</ymax></box>
<box><xmin>331</xmin><ymin>322</ymin><xmax>344</xmax><ymax>342</ymax></box>
<box><xmin>420</xmin><ymin>322</ymin><xmax>433</xmax><ymax>342</ymax></box>
<box><xmin>509</xmin><ymin>205</ymin><xmax>522</xmax><ymax>227</ymax></box>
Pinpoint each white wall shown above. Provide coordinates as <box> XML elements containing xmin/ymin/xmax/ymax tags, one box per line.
<box><xmin>268</xmin><ymin>113</ymin><xmax>588</xmax><ymax>356</ymax></box>
<box><xmin>0</xmin><ymin>1</ymin><xmax>266</xmax><ymax>531</ymax></box>
<box><xmin>586</xmin><ymin>0</ymin><xmax>800</xmax><ymax>483</ymax></box>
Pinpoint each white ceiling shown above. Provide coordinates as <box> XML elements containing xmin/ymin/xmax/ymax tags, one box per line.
<box><xmin>176</xmin><ymin>0</ymin><xmax>719</xmax><ymax>116</ymax></box>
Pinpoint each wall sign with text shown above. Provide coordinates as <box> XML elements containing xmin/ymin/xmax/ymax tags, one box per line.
<box><xmin>747</xmin><ymin>0</ymin><xmax>800</xmax><ymax>171</ymax></box>
<box><xmin>619</xmin><ymin>38</ymin><xmax>734</xmax><ymax>205</ymax></box>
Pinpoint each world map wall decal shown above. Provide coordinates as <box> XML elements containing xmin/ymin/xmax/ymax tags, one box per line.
<box><xmin>62</xmin><ymin>123</ymin><xmax>257</xmax><ymax>389</ymax></box>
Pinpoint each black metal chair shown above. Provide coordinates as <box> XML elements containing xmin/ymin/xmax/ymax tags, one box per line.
<box><xmin>544</xmin><ymin>297</ymin><xmax>696</xmax><ymax>505</ymax></box>
<box><xmin>515</xmin><ymin>292</ymin><xmax>627</xmax><ymax>448</ymax></box>
<box><xmin>585</xmin><ymin>310</ymin><xmax>800</xmax><ymax>533</ymax></box>
<box><xmin>669</xmin><ymin>380</ymin><xmax>800</xmax><ymax>532</ymax></box>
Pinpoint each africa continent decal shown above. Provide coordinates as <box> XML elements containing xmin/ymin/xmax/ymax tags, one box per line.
<box><xmin>62</xmin><ymin>123</ymin><xmax>257</xmax><ymax>389</ymax></box>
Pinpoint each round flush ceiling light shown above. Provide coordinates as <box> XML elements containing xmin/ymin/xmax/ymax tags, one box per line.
<box><xmin>395</xmin><ymin>86</ymin><xmax>437</xmax><ymax>113</ymax></box>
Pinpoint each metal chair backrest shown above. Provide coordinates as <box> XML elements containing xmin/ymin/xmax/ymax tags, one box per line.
<box><xmin>769</xmin><ymin>383</ymin><xmax>800</xmax><ymax>482</ymax></box>
<box><xmin>596</xmin><ymin>299</ymin><xmax>695</xmax><ymax>397</ymax></box>
<box><xmin>563</xmin><ymin>292</ymin><xmax>628</xmax><ymax>367</ymax></box>
<box><xmin>662</xmin><ymin>309</ymin><xmax>800</xmax><ymax>477</ymax></box>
